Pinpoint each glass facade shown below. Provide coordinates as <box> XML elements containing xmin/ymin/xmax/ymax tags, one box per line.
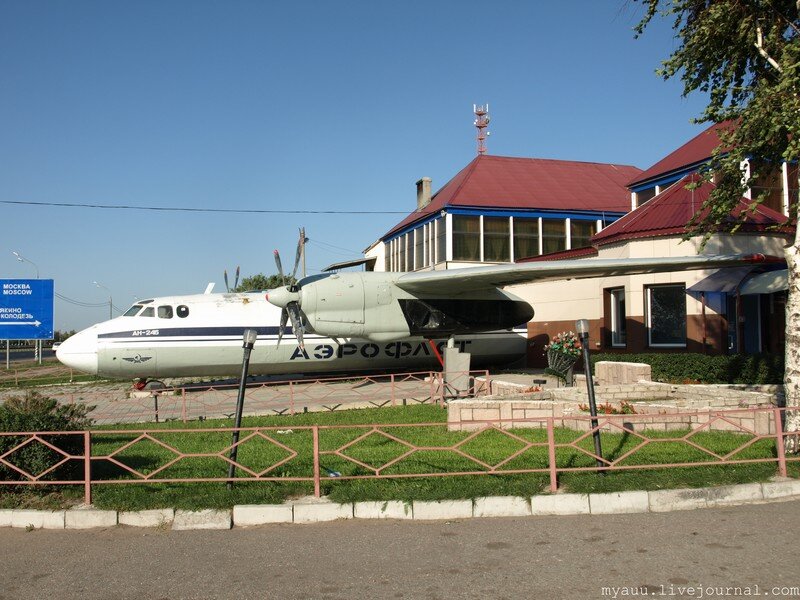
<box><xmin>541</xmin><ymin>219</ymin><xmax>566</xmax><ymax>254</ymax></box>
<box><xmin>385</xmin><ymin>213</ymin><xmax>606</xmax><ymax>271</ymax></box>
<box><xmin>452</xmin><ymin>215</ymin><xmax>481</xmax><ymax>261</ymax></box>
<box><xmin>483</xmin><ymin>216</ymin><xmax>510</xmax><ymax>262</ymax></box>
<box><xmin>513</xmin><ymin>218</ymin><xmax>539</xmax><ymax>261</ymax></box>
<box><xmin>570</xmin><ymin>219</ymin><xmax>596</xmax><ymax>249</ymax></box>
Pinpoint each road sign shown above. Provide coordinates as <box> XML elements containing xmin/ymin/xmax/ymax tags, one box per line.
<box><xmin>0</xmin><ymin>279</ymin><xmax>54</xmax><ymax>340</ymax></box>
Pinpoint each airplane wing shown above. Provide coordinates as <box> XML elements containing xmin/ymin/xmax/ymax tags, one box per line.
<box><xmin>394</xmin><ymin>254</ymin><xmax>779</xmax><ymax>294</ymax></box>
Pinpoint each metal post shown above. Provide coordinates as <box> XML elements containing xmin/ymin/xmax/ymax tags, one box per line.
<box><xmin>227</xmin><ymin>329</ymin><xmax>258</xmax><ymax>490</ymax></box>
<box><xmin>774</xmin><ymin>407</ymin><xmax>788</xmax><ymax>478</ymax></box>
<box><xmin>5</xmin><ymin>340</ymin><xmax>8</xmax><ymax>370</ymax></box>
<box><xmin>83</xmin><ymin>431</ymin><xmax>92</xmax><ymax>505</ymax></box>
<box><xmin>576</xmin><ymin>319</ymin><xmax>604</xmax><ymax>471</ymax></box>
<box><xmin>547</xmin><ymin>417</ymin><xmax>558</xmax><ymax>492</ymax></box>
<box><xmin>313</xmin><ymin>425</ymin><xmax>321</xmax><ymax>497</ymax></box>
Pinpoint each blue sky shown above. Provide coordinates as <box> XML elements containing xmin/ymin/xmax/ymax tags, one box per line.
<box><xmin>1</xmin><ymin>1</ymin><xmax>707</xmax><ymax>331</ymax></box>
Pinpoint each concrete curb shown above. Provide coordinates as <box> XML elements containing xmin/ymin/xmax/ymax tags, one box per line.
<box><xmin>3</xmin><ymin>479</ymin><xmax>798</xmax><ymax>530</ymax></box>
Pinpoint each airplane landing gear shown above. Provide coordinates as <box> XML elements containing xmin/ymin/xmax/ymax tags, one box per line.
<box><xmin>133</xmin><ymin>378</ymin><xmax>167</xmax><ymax>391</ymax></box>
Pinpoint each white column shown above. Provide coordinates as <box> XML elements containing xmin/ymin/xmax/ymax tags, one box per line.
<box><xmin>479</xmin><ymin>215</ymin><xmax>484</xmax><ymax>262</ymax></box>
<box><xmin>741</xmin><ymin>159</ymin><xmax>752</xmax><ymax>199</ymax></box>
<box><xmin>537</xmin><ymin>217</ymin><xmax>543</xmax><ymax>256</ymax></box>
<box><xmin>509</xmin><ymin>216</ymin><xmax>515</xmax><ymax>262</ymax></box>
<box><xmin>783</xmin><ymin>162</ymin><xmax>791</xmax><ymax>216</ymax></box>
<box><xmin>445</xmin><ymin>213</ymin><xmax>453</xmax><ymax>263</ymax></box>
<box><xmin>565</xmin><ymin>218</ymin><xmax>572</xmax><ymax>250</ymax></box>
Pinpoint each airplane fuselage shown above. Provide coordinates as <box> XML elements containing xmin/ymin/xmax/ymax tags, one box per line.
<box><xmin>56</xmin><ymin>290</ymin><xmax>527</xmax><ymax>378</ymax></box>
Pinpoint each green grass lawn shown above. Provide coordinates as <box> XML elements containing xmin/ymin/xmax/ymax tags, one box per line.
<box><xmin>2</xmin><ymin>404</ymin><xmax>797</xmax><ymax>511</ymax></box>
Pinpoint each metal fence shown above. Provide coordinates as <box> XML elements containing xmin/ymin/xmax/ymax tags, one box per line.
<box><xmin>1</xmin><ymin>405</ymin><xmax>797</xmax><ymax>505</ymax></box>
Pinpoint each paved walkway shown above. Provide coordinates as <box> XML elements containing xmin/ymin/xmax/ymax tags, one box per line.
<box><xmin>1</xmin><ymin>500</ymin><xmax>798</xmax><ymax>600</ymax></box>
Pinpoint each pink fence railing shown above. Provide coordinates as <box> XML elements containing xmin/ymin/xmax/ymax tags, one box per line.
<box><xmin>1</xmin><ymin>406</ymin><xmax>797</xmax><ymax>505</ymax></box>
<box><xmin>1</xmin><ymin>370</ymin><xmax>491</xmax><ymax>425</ymax></box>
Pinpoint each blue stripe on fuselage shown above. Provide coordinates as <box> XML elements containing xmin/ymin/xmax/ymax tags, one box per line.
<box><xmin>98</xmin><ymin>326</ymin><xmax>527</xmax><ymax>340</ymax></box>
<box><xmin>98</xmin><ymin>326</ymin><xmax>284</xmax><ymax>339</ymax></box>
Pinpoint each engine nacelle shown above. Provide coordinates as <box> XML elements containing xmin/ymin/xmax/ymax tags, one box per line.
<box><xmin>297</xmin><ymin>272</ymin><xmax>533</xmax><ymax>341</ymax></box>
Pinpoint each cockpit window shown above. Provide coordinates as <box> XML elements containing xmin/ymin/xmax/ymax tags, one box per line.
<box><xmin>158</xmin><ymin>305</ymin><xmax>173</xmax><ymax>319</ymax></box>
<box><xmin>140</xmin><ymin>306</ymin><xmax>155</xmax><ymax>317</ymax></box>
<box><xmin>123</xmin><ymin>305</ymin><xmax>143</xmax><ymax>317</ymax></box>
<box><xmin>177</xmin><ymin>305</ymin><xmax>189</xmax><ymax>318</ymax></box>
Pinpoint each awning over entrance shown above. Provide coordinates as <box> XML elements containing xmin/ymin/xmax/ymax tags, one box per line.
<box><xmin>687</xmin><ymin>267</ymin><xmax>754</xmax><ymax>293</ymax></box>
<box><xmin>740</xmin><ymin>269</ymin><xmax>788</xmax><ymax>295</ymax></box>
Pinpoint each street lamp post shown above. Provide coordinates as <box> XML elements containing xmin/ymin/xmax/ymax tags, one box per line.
<box><xmin>227</xmin><ymin>328</ymin><xmax>258</xmax><ymax>489</ymax></box>
<box><xmin>576</xmin><ymin>319</ymin><xmax>604</xmax><ymax>472</ymax></box>
<box><xmin>92</xmin><ymin>281</ymin><xmax>113</xmax><ymax>320</ymax></box>
<box><xmin>12</xmin><ymin>251</ymin><xmax>39</xmax><ymax>279</ymax></box>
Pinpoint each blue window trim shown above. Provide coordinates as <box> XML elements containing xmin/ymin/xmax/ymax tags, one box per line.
<box><xmin>383</xmin><ymin>207</ymin><xmax>625</xmax><ymax>243</ymax></box>
<box><xmin>630</xmin><ymin>160</ymin><xmax>715</xmax><ymax>193</ymax></box>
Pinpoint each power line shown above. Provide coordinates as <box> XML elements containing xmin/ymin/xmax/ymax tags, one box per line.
<box><xmin>307</xmin><ymin>239</ymin><xmax>362</xmax><ymax>256</ymax></box>
<box><xmin>55</xmin><ymin>292</ymin><xmax>110</xmax><ymax>308</ymax></box>
<box><xmin>1</xmin><ymin>199</ymin><xmax>408</xmax><ymax>215</ymax></box>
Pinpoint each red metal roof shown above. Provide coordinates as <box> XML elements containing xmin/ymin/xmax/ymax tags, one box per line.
<box><xmin>384</xmin><ymin>155</ymin><xmax>641</xmax><ymax>239</ymax></box>
<box><xmin>628</xmin><ymin>121</ymin><xmax>734</xmax><ymax>188</ymax></box>
<box><xmin>518</xmin><ymin>246</ymin><xmax>598</xmax><ymax>262</ymax></box>
<box><xmin>593</xmin><ymin>173</ymin><xmax>792</xmax><ymax>246</ymax></box>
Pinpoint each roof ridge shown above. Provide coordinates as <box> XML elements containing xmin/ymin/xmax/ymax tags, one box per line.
<box><xmin>481</xmin><ymin>154</ymin><xmax>641</xmax><ymax>170</ymax></box>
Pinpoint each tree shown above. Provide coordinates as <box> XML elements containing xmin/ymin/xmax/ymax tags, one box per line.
<box><xmin>634</xmin><ymin>0</ymin><xmax>799</xmax><ymax>449</ymax></box>
<box><xmin>232</xmin><ymin>273</ymin><xmax>295</xmax><ymax>293</ymax></box>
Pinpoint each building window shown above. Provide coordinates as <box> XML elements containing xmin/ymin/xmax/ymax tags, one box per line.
<box><xmin>435</xmin><ymin>218</ymin><xmax>446</xmax><ymax>264</ymax></box>
<box><xmin>410</xmin><ymin>230</ymin><xmax>416</xmax><ymax>271</ymax></box>
<box><xmin>646</xmin><ymin>284</ymin><xmax>687</xmax><ymax>347</ymax></box>
<box><xmin>414</xmin><ymin>227</ymin><xmax>424</xmax><ymax>270</ymax></box>
<box><xmin>452</xmin><ymin>215</ymin><xmax>481</xmax><ymax>261</ymax></box>
<box><xmin>749</xmin><ymin>162</ymin><xmax>786</xmax><ymax>214</ymax></box>
<box><xmin>513</xmin><ymin>218</ymin><xmax>539</xmax><ymax>261</ymax></box>
<box><xmin>635</xmin><ymin>187</ymin><xmax>656</xmax><ymax>207</ymax></box>
<box><xmin>609</xmin><ymin>288</ymin><xmax>626</xmax><ymax>347</ymax></box>
<box><xmin>570</xmin><ymin>220</ymin><xmax>596</xmax><ymax>249</ymax></box>
<box><xmin>398</xmin><ymin>236</ymin><xmax>406</xmax><ymax>272</ymax></box>
<box><xmin>541</xmin><ymin>219</ymin><xmax>566</xmax><ymax>254</ymax></box>
<box><xmin>483</xmin><ymin>216</ymin><xmax>510</xmax><ymax>262</ymax></box>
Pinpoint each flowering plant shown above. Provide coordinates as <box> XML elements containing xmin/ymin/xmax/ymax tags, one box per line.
<box><xmin>543</xmin><ymin>331</ymin><xmax>581</xmax><ymax>358</ymax></box>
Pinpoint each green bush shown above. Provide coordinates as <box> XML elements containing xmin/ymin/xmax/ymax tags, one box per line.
<box><xmin>0</xmin><ymin>391</ymin><xmax>93</xmax><ymax>482</ymax></box>
<box><xmin>589</xmin><ymin>353</ymin><xmax>784</xmax><ymax>385</ymax></box>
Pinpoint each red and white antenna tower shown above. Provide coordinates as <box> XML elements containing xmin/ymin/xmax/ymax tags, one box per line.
<box><xmin>473</xmin><ymin>104</ymin><xmax>490</xmax><ymax>155</ymax></box>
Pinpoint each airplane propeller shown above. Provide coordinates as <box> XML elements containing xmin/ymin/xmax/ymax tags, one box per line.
<box><xmin>271</xmin><ymin>241</ymin><xmax>305</xmax><ymax>350</ymax></box>
<box><xmin>223</xmin><ymin>266</ymin><xmax>240</xmax><ymax>293</ymax></box>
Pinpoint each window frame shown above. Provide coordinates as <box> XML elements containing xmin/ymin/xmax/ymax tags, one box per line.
<box><xmin>609</xmin><ymin>288</ymin><xmax>627</xmax><ymax>348</ymax></box>
<box><xmin>645</xmin><ymin>284</ymin><xmax>687</xmax><ymax>348</ymax></box>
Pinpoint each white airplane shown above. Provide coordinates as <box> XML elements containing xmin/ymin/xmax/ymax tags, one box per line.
<box><xmin>56</xmin><ymin>251</ymin><xmax>777</xmax><ymax>384</ymax></box>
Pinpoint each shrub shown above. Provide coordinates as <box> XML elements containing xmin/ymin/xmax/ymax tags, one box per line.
<box><xmin>588</xmin><ymin>353</ymin><xmax>784</xmax><ymax>385</ymax></box>
<box><xmin>0</xmin><ymin>391</ymin><xmax>93</xmax><ymax>482</ymax></box>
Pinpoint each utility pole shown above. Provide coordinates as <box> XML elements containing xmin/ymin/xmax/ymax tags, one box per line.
<box><xmin>300</xmin><ymin>227</ymin><xmax>307</xmax><ymax>279</ymax></box>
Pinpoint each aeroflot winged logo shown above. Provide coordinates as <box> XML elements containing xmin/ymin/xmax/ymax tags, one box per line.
<box><xmin>122</xmin><ymin>354</ymin><xmax>153</xmax><ymax>364</ymax></box>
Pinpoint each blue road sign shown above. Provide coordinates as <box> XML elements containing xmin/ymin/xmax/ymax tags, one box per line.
<box><xmin>0</xmin><ymin>279</ymin><xmax>54</xmax><ymax>340</ymax></box>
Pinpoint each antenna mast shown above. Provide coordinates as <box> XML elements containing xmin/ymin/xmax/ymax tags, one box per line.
<box><xmin>473</xmin><ymin>104</ymin><xmax>490</xmax><ymax>155</ymax></box>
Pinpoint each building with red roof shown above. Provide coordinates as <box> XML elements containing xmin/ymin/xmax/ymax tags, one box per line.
<box><xmin>515</xmin><ymin>125</ymin><xmax>794</xmax><ymax>363</ymax></box>
<box><xmin>368</xmin><ymin>154</ymin><xmax>640</xmax><ymax>272</ymax></box>
<box><xmin>363</xmin><ymin>121</ymin><xmax>795</xmax><ymax>365</ymax></box>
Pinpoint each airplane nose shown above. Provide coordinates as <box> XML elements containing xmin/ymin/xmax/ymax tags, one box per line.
<box><xmin>56</xmin><ymin>328</ymin><xmax>99</xmax><ymax>375</ymax></box>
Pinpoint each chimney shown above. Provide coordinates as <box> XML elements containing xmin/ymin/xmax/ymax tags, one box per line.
<box><xmin>416</xmin><ymin>177</ymin><xmax>432</xmax><ymax>210</ymax></box>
